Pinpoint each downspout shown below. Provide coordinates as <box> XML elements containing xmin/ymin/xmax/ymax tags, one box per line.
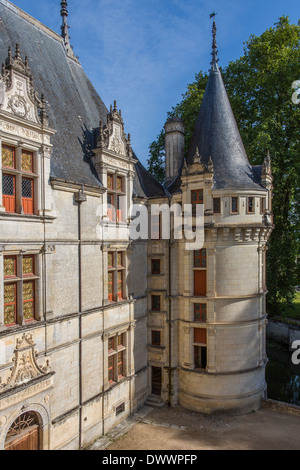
<box><xmin>75</xmin><ymin>185</ymin><xmax>87</xmax><ymax>450</ymax></box>
<box><xmin>102</xmin><ymin>244</ymin><xmax>105</xmax><ymax>438</ymax></box>
<box><xmin>167</xmin><ymin>194</ymin><xmax>172</xmax><ymax>407</ymax></box>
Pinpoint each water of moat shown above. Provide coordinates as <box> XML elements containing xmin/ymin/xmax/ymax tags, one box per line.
<box><xmin>266</xmin><ymin>340</ymin><xmax>300</xmax><ymax>406</ymax></box>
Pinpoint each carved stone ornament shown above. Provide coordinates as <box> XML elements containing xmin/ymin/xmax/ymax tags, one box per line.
<box><xmin>184</xmin><ymin>147</ymin><xmax>213</xmax><ymax>175</ymax></box>
<box><xmin>0</xmin><ymin>44</ymin><xmax>48</xmax><ymax>126</ymax></box>
<box><xmin>0</xmin><ymin>334</ymin><xmax>51</xmax><ymax>392</ymax></box>
<box><xmin>96</xmin><ymin>100</ymin><xmax>132</xmax><ymax>158</ymax></box>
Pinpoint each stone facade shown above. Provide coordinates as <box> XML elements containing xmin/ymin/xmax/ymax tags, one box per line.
<box><xmin>0</xmin><ymin>2</ymin><xmax>273</xmax><ymax>450</ymax></box>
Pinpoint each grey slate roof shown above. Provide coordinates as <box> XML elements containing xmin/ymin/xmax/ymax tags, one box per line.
<box><xmin>133</xmin><ymin>159</ymin><xmax>166</xmax><ymax>198</ymax></box>
<box><xmin>187</xmin><ymin>64</ymin><xmax>265</xmax><ymax>191</ymax></box>
<box><xmin>0</xmin><ymin>0</ymin><xmax>165</xmax><ymax>197</ymax></box>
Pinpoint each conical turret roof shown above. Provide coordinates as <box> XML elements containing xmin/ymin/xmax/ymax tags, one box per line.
<box><xmin>187</xmin><ymin>22</ymin><xmax>264</xmax><ymax>191</ymax></box>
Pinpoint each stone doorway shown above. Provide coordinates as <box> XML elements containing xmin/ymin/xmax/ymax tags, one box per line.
<box><xmin>151</xmin><ymin>366</ymin><xmax>162</xmax><ymax>396</ymax></box>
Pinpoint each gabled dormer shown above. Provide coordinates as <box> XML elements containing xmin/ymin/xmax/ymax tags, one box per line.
<box><xmin>0</xmin><ymin>44</ymin><xmax>55</xmax><ymax>217</ymax></box>
<box><xmin>0</xmin><ymin>44</ymin><xmax>48</xmax><ymax>126</ymax></box>
<box><xmin>92</xmin><ymin>101</ymin><xmax>135</xmax><ymax>225</ymax></box>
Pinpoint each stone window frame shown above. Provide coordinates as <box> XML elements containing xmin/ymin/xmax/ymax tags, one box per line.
<box><xmin>193</xmin><ymin>248</ymin><xmax>207</xmax><ymax>297</ymax></box>
<box><xmin>151</xmin><ymin>259</ymin><xmax>161</xmax><ymax>275</ymax></box>
<box><xmin>193</xmin><ymin>328</ymin><xmax>207</xmax><ymax>370</ymax></box>
<box><xmin>106</xmin><ymin>172</ymin><xmax>126</xmax><ymax>222</ymax></box>
<box><xmin>151</xmin><ymin>330</ymin><xmax>161</xmax><ymax>346</ymax></box>
<box><xmin>213</xmin><ymin>197</ymin><xmax>221</xmax><ymax>214</ymax></box>
<box><xmin>107</xmin><ymin>250</ymin><xmax>126</xmax><ymax>303</ymax></box>
<box><xmin>1</xmin><ymin>251</ymin><xmax>41</xmax><ymax>328</ymax></box>
<box><xmin>107</xmin><ymin>331</ymin><xmax>127</xmax><ymax>386</ymax></box>
<box><xmin>191</xmin><ymin>189</ymin><xmax>204</xmax><ymax>217</ymax></box>
<box><xmin>193</xmin><ymin>302</ymin><xmax>207</xmax><ymax>323</ymax></box>
<box><xmin>1</xmin><ymin>142</ymin><xmax>40</xmax><ymax>216</ymax></box>
<box><xmin>260</xmin><ymin>196</ymin><xmax>266</xmax><ymax>214</ymax></box>
<box><xmin>247</xmin><ymin>196</ymin><xmax>255</xmax><ymax>214</ymax></box>
<box><xmin>231</xmin><ymin>196</ymin><xmax>239</xmax><ymax>214</ymax></box>
<box><xmin>151</xmin><ymin>294</ymin><xmax>161</xmax><ymax>312</ymax></box>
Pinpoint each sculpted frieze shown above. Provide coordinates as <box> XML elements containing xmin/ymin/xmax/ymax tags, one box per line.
<box><xmin>0</xmin><ymin>334</ymin><xmax>51</xmax><ymax>396</ymax></box>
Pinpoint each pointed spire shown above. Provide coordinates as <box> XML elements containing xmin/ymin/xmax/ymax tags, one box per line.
<box><xmin>60</xmin><ymin>1</ymin><xmax>70</xmax><ymax>45</ymax></box>
<box><xmin>193</xmin><ymin>146</ymin><xmax>201</xmax><ymax>163</ymax></box>
<box><xmin>186</xmin><ymin>14</ymin><xmax>263</xmax><ymax>190</ymax></box>
<box><xmin>210</xmin><ymin>19</ymin><xmax>219</xmax><ymax>71</ymax></box>
<box><xmin>207</xmin><ymin>155</ymin><xmax>214</xmax><ymax>173</ymax></box>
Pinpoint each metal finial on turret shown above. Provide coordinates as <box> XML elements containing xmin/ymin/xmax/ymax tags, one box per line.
<box><xmin>210</xmin><ymin>15</ymin><xmax>219</xmax><ymax>71</ymax></box>
<box><xmin>60</xmin><ymin>1</ymin><xmax>70</xmax><ymax>44</ymax></box>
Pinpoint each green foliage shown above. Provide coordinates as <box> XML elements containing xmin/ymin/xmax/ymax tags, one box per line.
<box><xmin>147</xmin><ymin>16</ymin><xmax>300</xmax><ymax>316</ymax></box>
<box><xmin>147</xmin><ymin>130</ymin><xmax>165</xmax><ymax>184</ymax></box>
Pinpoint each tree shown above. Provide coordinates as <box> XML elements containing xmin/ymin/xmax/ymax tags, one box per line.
<box><xmin>147</xmin><ymin>16</ymin><xmax>300</xmax><ymax>315</ymax></box>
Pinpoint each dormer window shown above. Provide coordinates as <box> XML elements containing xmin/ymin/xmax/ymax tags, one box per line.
<box><xmin>191</xmin><ymin>189</ymin><xmax>203</xmax><ymax>216</ymax></box>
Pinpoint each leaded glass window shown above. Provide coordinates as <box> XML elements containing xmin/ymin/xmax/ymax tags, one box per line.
<box><xmin>3</xmin><ymin>254</ymin><xmax>37</xmax><ymax>326</ymax></box>
<box><xmin>21</xmin><ymin>151</ymin><xmax>33</xmax><ymax>173</ymax></box>
<box><xmin>2</xmin><ymin>174</ymin><xmax>15</xmax><ymax>196</ymax></box>
<box><xmin>2</xmin><ymin>145</ymin><xmax>15</xmax><ymax>169</ymax></box>
<box><xmin>4</xmin><ymin>284</ymin><xmax>16</xmax><ymax>325</ymax></box>
<box><xmin>1</xmin><ymin>144</ymin><xmax>36</xmax><ymax>215</ymax></box>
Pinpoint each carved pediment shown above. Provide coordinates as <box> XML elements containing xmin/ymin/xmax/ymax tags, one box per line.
<box><xmin>95</xmin><ymin>101</ymin><xmax>132</xmax><ymax>158</ymax></box>
<box><xmin>0</xmin><ymin>334</ymin><xmax>51</xmax><ymax>392</ymax></box>
<box><xmin>182</xmin><ymin>148</ymin><xmax>214</xmax><ymax>176</ymax></box>
<box><xmin>0</xmin><ymin>44</ymin><xmax>48</xmax><ymax>126</ymax></box>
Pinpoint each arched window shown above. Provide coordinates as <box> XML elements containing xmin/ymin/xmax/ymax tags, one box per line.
<box><xmin>5</xmin><ymin>411</ymin><xmax>40</xmax><ymax>451</ymax></box>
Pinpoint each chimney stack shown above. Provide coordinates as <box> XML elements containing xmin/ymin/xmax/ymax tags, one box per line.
<box><xmin>164</xmin><ymin>117</ymin><xmax>185</xmax><ymax>184</ymax></box>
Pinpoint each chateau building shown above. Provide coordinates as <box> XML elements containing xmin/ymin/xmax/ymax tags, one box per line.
<box><xmin>0</xmin><ymin>0</ymin><xmax>273</xmax><ymax>450</ymax></box>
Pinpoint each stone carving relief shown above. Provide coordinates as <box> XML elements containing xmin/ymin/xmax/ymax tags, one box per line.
<box><xmin>95</xmin><ymin>101</ymin><xmax>132</xmax><ymax>159</ymax></box>
<box><xmin>108</xmin><ymin>123</ymin><xmax>125</xmax><ymax>155</ymax></box>
<box><xmin>0</xmin><ymin>334</ymin><xmax>51</xmax><ymax>392</ymax></box>
<box><xmin>0</xmin><ymin>44</ymin><xmax>48</xmax><ymax>126</ymax></box>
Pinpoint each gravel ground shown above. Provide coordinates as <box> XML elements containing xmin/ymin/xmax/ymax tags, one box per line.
<box><xmin>102</xmin><ymin>402</ymin><xmax>300</xmax><ymax>451</ymax></box>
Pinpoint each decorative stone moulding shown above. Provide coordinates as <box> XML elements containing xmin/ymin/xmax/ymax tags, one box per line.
<box><xmin>96</xmin><ymin>100</ymin><xmax>132</xmax><ymax>159</ymax></box>
<box><xmin>0</xmin><ymin>44</ymin><xmax>48</xmax><ymax>126</ymax></box>
<box><xmin>0</xmin><ymin>334</ymin><xmax>51</xmax><ymax>392</ymax></box>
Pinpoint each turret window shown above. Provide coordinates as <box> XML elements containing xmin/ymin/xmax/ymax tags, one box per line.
<box><xmin>231</xmin><ymin>197</ymin><xmax>239</xmax><ymax>213</ymax></box>
<box><xmin>193</xmin><ymin>249</ymin><xmax>207</xmax><ymax>296</ymax></box>
<box><xmin>247</xmin><ymin>197</ymin><xmax>255</xmax><ymax>213</ymax></box>
<box><xmin>191</xmin><ymin>189</ymin><xmax>203</xmax><ymax>216</ymax></box>
<box><xmin>194</xmin><ymin>303</ymin><xmax>207</xmax><ymax>322</ymax></box>
<box><xmin>193</xmin><ymin>328</ymin><xmax>207</xmax><ymax>369</ymax></box>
